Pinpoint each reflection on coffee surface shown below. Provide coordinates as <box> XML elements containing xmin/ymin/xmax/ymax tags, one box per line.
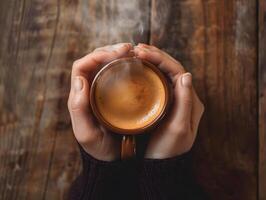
<box><xmin>95</xmin><ymin>61</ymin><xmax>166</xmax><ymax>130</ymax></box>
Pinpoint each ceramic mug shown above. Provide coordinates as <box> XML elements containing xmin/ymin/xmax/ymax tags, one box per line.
<box><xmin>90</xmin><ymin>57</ymin><xmax>172</xmax><ymax>159</ymax></box>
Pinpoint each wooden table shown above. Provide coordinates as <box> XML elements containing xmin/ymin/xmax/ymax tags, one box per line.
<box><xmin>0</xmin><ymin>0</ymin><xmax>265</xmax><ymax>199</ymax></box>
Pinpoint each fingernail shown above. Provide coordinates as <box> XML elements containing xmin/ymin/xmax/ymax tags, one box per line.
<box><xmin>74</xmin><ymin>77</ymin><xmax>83</xmax><ymax>92</ymax></box>
<box><xmin>181</xmin><ymin>73</ymin><xmax>192</xmax><ymax>87</ymax></box>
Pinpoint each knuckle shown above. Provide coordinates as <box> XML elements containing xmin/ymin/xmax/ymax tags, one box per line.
<box><xmin>138</xmin><ymin>50</ymin><xmax>149</xmax><ymax>58</ymax></box>
<box><xmin>73</xmin><ymin>59</ymin><xmax>81</xmax><ymax>69</ymax></box>
<box><xmin>67</xmin><ymin>97</ymin><xmax>72</xmax><ymax>111</ymax></box>
<box><xmin>183</xmin><ymin>96</ymin><xmax>193</xmax><ymax>106</ymax></box>
<box><xmin>198</xmin><ymin>102</ymin><xmax>205</xmax><ymax>114</ymax></box>
<box><xmin>153</xmin><ymin>50</ymin><xmax>163</xmax><ymax>58</ymax></box>
<box><xmin>67</xmin><ymin>93</ymin><xmax>76</xmax><ymax>111</ymax></box>
<box><xmin>201</xmin><ymin>103</ymin><xmax>205</xmax><ymax>113</ymax></box>
<box><xmin>201</xmin><ymin>102</ymin><xmax>205</xmax><ymax>109</ymax></box>
<box><xmin>68</xmin><ymin>95</ymin><xmax>84</xmax><ymax>111</ymax></box>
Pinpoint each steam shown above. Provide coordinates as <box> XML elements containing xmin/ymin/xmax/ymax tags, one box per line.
<box><xmin>76</xmin><ymin>0</ymin><xmax>170</xmax><ymax>78</ymax></box>
<box><xmin>78</xmin><ymin>0</ymin><xmax>169</xmax><ymax>49</ymax></box>
<box><xmin>150</xmin><ymin>0</ymin><xmax>170</xmax><ymax>43</ymax></box>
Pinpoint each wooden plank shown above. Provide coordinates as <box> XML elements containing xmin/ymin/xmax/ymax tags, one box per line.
<box><xmin>259</xmin><ymin>0</ymin><xmax>266</xmax><ymax>199</ymax></box>
<box><xmin>150</xmin><ymin>0</ymin><xmax>258</xmax><ymax>199</ymax></box>
<box><xmin>0</xmin><ymin>0</ymin><xmax>76</xmax><ymax>199</ymax></box>
<box><xmin>0</xmin><ymin>0</ymin><xmax>151</xmax><ymax>199</ymax></box>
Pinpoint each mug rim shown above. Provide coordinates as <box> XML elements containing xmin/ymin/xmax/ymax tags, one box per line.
<box><xmin>90</xmin><ymin>57</ymin><xmax>172</xmax><ymax>135</ymax></box>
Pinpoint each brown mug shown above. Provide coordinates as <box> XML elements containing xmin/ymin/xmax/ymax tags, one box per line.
<box><xmin>90</xmin><ymin>57</ymin><xmax>172</xmax><ymax>159</ymax></box>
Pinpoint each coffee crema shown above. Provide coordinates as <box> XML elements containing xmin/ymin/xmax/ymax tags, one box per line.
<box><xmin>93</xmin><ymin>59</ymin><xmax>166</xmax><ymax>131</ymax></box>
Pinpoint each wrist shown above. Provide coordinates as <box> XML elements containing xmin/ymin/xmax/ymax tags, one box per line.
<box><xmin>80</xmin><ymin>141</ymin><xmax>121</xmax><ymax>162</ymax></box>
<box><xmin>144</xmin><ymin>147</ymin><xmax>191</xmax><ymax>159</ymax></box>
<box><xmin>143</xmin><ymin>151</ymin><xmax>191</xmax><ymax>163</ymax></box>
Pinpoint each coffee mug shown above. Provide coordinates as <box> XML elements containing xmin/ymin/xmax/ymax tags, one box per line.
<box><xmin>90</xmin><ymin>57</ymin><xmax>172</xmax><ymax>159</ymax></box>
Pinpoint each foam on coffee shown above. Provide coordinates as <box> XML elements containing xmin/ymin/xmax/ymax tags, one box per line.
<box><xmin>94</xmin><ymin>60</ymin><xmax>166</xmax><ymax>130</ymax></box>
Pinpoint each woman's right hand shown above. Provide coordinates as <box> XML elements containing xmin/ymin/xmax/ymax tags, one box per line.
<box><xmin>68</xmin><ymin>43</ymin><xmax>133</xmax><ymax>161</ymax></box>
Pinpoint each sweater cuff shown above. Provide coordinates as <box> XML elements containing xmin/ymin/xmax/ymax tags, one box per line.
<box><xmin>139</xmin><ymin>152</ymin><xmax>193</xmax><ymax>200</ymax></box>
<box><xmin>141</xmin><ymin>151</ymin><xmax>191</xmax><ymax>176</ymax></box>
<box><xmin>79</xmin><ymin>145</ymin><xmax>124</xmax><ymax>180</ymax></box>
<box><xmin>69</xmin><ymin>145</ymin><xmax>131</xmax><ymax>200</ymax></box>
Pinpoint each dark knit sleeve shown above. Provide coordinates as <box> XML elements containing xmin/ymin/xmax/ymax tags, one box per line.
<box><xmin>139</xmin><ymin>152</ymin><xmax>207</xmax><ymax>200</ymax></box>
<box><xmin>68</xmin><ymin>145</ymin><xmax>139</xmax><ymax>200</ymax></box>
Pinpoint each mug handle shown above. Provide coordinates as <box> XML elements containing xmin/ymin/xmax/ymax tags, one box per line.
<box><xmin>121</xmin><ymin>135</ymin><xmax>136</xmax><ymax>160</ymax></box>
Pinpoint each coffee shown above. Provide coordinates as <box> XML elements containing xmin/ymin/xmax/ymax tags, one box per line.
<box><xmin>90</xmin><ymin>58</ymin><xmax>170</xmax><ymax>134</ymax></box>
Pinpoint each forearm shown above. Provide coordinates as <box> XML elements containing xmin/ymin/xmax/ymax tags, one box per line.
<box><xmin>139</xmin><ymin>152</ymin><xmax>207</xmax><ymax>200</ymax></box>
<box><xmin>68</xmin><ymin>145</ymin><xmax>138</xmax><ymax>200</ymax></box>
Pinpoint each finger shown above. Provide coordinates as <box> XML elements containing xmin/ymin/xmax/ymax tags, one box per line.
<box><xmin>68</xmin><ymin>76</ymin><xmax>100</xmax><ymax>145</ymax></box>
<box><xmin>137</xmin><ymin>43</ymin><xmax>178</xmax><ymax>62</ymax></box>
<box><xmin>72</xmin><ymin>43</ymin><xmax>132</xmax><ymax>82</ymax></box>
<box><xmin>172</xmin><ymin>73</ymin><xmax>193</xmax><ymax>129</ymax></box>
<box><xmin>134</xmin><ymin>44</ymin><xmax>185</xmax><ymax>80</ymax></box>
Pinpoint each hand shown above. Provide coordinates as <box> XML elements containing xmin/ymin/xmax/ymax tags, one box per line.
<box><xmin>68</xmin><ymin>43</ymin><xmax>133</xmax><ymax>161</ymax></box>
<box><xmin>134</xmin><ymin>44</ymin><xmax>204</xmax><ymax>159</ymax></box>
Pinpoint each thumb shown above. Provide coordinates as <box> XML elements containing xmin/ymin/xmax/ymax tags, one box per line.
<box><xmin>68</xmin><ymin>76</ymin><xmax>100</xmax><ymax>145</ymax></box>
<box><xmin>173</xmin><ymin>73</ymin><xmax>193</xmax><ymax>126</ymax></box>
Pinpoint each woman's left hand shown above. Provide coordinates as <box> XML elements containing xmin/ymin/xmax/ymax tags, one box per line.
<box><xmin>134</xmin><ymin>44</ymin><xmax>204</xmax><ymax>159</ymax></box>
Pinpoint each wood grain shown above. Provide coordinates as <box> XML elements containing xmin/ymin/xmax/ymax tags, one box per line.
<box><xmin>0</xmin><ymin>0</ymin><xmax>262</xmax><ymax>199</ymax></box>
<box><xmin>259</xmin><ymin>0</ymin><xmax>266</xmax><ymax>199</ymax></box>
<box><xmin>150</xmin><ymin>0</ymin><xmax>258</xmax><ymax>199</ymax></box>
<box><xmin>0</xmin><ymin>0</ymin><xmax>150</xmax><ymax>199</ymax></box>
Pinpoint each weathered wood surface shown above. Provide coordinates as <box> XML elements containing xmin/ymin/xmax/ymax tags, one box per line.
<box><xmin>150</xmin><ymin>0</ymin><xmax>258</xmax><ymax>199</ymax></box>
<box><xmin>0</xmin><ymin>0</ymin><xmax>150</xmax><ymax>199</ymax></box>
<box><xmin>0</xmin><ymin>0</ymin><xmax>261</xmax><ymax>199</ymax></box>
<box><xmin>259</xmin><ymin>0</ymin><xmax>266</xmax><ymax>199</ymax></box>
